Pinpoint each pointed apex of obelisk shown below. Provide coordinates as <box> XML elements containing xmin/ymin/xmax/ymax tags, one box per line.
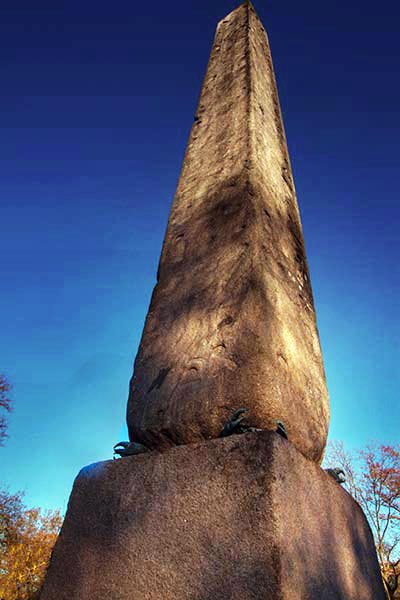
<box><xmin>217</xmin><ymin>1</ymin><xmax>261</xmax><ymax>32</ymax></box>
<box><xmin>218</xmin><ymin>0</ymin><xmax>254</xmax><ymax>25</ymax></box>
<box><xmin>239</xmin><ymin>0</ymin><xmax>256</xmax><ymax>12</ymax></box>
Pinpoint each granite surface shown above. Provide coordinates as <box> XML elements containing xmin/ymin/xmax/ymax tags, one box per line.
<box><xmin>127</xmin><ymin>2</ymin><xmax>329</xmax><ymax>463</ymax></box>
<box><xmin>40</xmin><ymin>431</ymin><xmax>385</xmax><ymax>600</ymax></box>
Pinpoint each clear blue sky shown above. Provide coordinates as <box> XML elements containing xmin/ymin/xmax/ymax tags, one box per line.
<box><xmin>0</xmin><ymin>0</ymin><xmax>399</xmax><ymax>513</ymax></box>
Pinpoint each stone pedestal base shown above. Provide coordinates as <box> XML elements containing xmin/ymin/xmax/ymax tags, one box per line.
<box><xmin>40</xmin><ymin>432</ymin><xmax>385</xmax><ymax>600</ymax></box>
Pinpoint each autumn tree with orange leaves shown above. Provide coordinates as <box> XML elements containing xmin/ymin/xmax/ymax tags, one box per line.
<box><xmin>0</xmin><ymin>488</ymin><xmax>63</xmax><ymax>600</ymax></box>
<box><xmin>325</xmin><ymin>441</ymin><xmax>400</xmax><ymax>599</ymax></box>
<box><xmin>0</xmin><ymin>374</ymin><xmax>62</xmax><ymax>600</ymax></box>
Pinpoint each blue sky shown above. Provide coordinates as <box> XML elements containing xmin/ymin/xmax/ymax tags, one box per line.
<box><xmin>0</xmin><ymin>0</ymin><xmax>399</xmax><ymax>512</ymax></box>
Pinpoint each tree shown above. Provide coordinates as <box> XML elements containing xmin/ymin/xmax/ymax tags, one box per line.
<box><xmin>0</xmin><ymin>488</ymin><xmax>62</xmax><ymax>600</ymax></box>
<box><xmin>0</xmin><ymin>374</ymin><xmax>12</xmax><ymax>446</ymax></box>
<box><xmin>324</xmin><ymin>441</ymin><xmax>400</xmax><ymax>598</ymax></box>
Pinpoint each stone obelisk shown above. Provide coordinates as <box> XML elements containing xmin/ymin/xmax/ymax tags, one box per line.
<box><xmin>40</xmin><ymin>5</ymin><xmax>387</xmax><ymax>599</ymax></box>
<box><xmin>128</xmin><ymin>0</ymin><xmax>329</xmax><ymax>463</ymax></box>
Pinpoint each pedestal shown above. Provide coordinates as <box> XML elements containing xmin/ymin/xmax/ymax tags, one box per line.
<box><xmin>40</xmin><ymin>432</ymin><xmax>385</xmax><ymax>600</ymax></box>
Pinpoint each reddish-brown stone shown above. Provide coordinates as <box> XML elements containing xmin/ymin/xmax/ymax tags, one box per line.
<box><xmin>127</xmin><ymin>1</ymin><xmax>329</xmax><ymax>463</ymax></box>
<box><xmin>40</xmin><ymin>432</ymin><xmax>385</xmax><ymax>600</ymax></box>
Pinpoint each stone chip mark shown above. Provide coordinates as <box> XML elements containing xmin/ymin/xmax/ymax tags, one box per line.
<box><xmin>147</xmin><ymin>367</ymin><xmax>171</xmax><ymax>394</ymax></box>
<box><xmin>217</xmin><ymin>315</ymin><xmax>235</xmax><ymax>329</ymax></box>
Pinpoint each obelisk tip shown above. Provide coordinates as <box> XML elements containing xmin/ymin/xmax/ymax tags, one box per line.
<box><xmin>218</xmin><ymin>0</ymin><xmax>255</xmax><ymax>28</ymax></box>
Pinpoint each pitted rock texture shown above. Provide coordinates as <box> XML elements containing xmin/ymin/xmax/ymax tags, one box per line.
<box><xmin>127</xmin><ymin>1</ymin><xmax>330</xmax><ymax>463</ymax></box>
<box><xmin>40</xmin><ymin>432</ymin><xmax>385</xmax><ymax>600</ymax></box>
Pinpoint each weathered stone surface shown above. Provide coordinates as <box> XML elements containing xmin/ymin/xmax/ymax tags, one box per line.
<box><xmin>40</xmin><ymin>432</ymin><xmax>385</xmax><ymax>600</ymax></box>
<box><xmin>127</xmin><ymin>2</ymin><xmax>329</xmax><ymax>463</ymax></box>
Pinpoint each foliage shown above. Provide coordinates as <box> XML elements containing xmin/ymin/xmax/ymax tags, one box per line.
<box><xmin>0</xmin><ymin>375</ymin><xmax>12</xmax><ymax>446</ymax></box>
<box><xmin>325</xmin><ymin>441</ymin><xmax>400</xmax><ymax>598</ymax></box>
<box><xmin>0</xmin><ymin>488</ymin><xmax>63</xmax><ymax>600</ymax></box>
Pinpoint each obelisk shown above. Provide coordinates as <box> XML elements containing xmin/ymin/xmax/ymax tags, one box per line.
<box><xmin>127</xmin><ymin>1</ymin><xmax>329</xmax><ymax>463</ymax></box>
<box><xmin>40</xmin><ymin>5</ymin><xmax>387</xmax><ymax>599</ymax></box>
